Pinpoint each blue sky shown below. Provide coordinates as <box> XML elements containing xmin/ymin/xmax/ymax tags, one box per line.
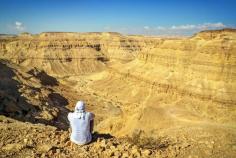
<box><xmin>0</xmin><ymin>0</ymin><xmax>235</xmax><ymax>35</ymax></box>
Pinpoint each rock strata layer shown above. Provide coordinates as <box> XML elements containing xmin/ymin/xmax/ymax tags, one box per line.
<box><xmin>0</xmin><ymin>29</ymin><xmax>236</xmax><ymax>157</ymax></box>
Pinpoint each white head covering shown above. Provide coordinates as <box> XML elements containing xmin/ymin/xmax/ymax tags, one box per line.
<box><xmin>74</xmin><ymin>101</ymin><xmax>86</xmax><ymax>119</ymax></box>
<box><xmin>75</xmin><ymin>101</ymin><xmax>85</xmax><ymax>111</ymax></box>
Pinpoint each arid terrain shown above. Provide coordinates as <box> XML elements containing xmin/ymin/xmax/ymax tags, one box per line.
<box><xmin>0</xmin><ymin>29</ymin><xmax>236</xmax><ymax>157</ymax></box>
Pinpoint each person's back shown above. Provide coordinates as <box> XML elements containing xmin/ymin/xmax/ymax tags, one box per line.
<box><xmin>68</xmin><ymin>101</ymin><xmax>95</xmax><ymax>145</ymax></box>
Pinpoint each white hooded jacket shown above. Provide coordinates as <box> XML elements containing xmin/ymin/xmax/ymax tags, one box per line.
<box><xmin>68</xmin><ymin>101</ymin><xmax>94</xmax><ymax>145</ymax></box>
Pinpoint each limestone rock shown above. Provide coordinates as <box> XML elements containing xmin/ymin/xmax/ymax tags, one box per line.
<box><xmin>2</xmin><ymin>143</ymin><xmax>24</xmax><ymax>151</ymax></box>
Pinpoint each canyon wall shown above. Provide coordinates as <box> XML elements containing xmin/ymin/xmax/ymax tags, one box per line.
<box><xmin>0</xmin><ymin>32</ymin><xmax>160</xmax><ymax>76</ymax></box>
<box><xmin>87</xmin><ymin>29</ymin><xmax>236</xmax><ymax>135</ymax></box>
<box><xmin>85</xmin><ymin>29</ymin><xmax>236</xmax><ymax>104</ymax></box>
<box><xmin>0</xmin><ymin>29</ymin><xmax>236</xmax><ymax>136</ymax></box>
<box><xmin>104</xmin><ymin>29</ymin><xmax>236</xmax><ymax>104</ymax></box>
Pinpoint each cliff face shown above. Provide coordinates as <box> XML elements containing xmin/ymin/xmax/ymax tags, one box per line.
<box><xmin>89</xmin><ymin>29</ymin><xmax>236</xmax><ymax>104</ymax></box>
<box><xmin>87</xmin><ymin>29</ymin><xmax>236</xmax><ymax>136</ymax></box>
<box><xmin>0</xmin><ymin>29</ymin><xmax>236</xmax><ymax>137</ymax></box>
<box><xmin>0</xmin><ymin>32</ymin><xmax>161</xmax><ymax>76</ymax></box>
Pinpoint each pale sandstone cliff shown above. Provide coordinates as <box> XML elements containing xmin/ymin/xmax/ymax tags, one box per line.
<box><xmin>86</xmin><ymin>29</ymin><xmax>236</xmax><ymax>137</ymax></box>
<box><xmin>0</xmin><ymin>29</ymin><xmax>236</xmax><ymax>157</ymax></box>
<box><xmin>1</xmin><ymin>29</ymin><xmax>236</xmax><ymax>123</ymax></box>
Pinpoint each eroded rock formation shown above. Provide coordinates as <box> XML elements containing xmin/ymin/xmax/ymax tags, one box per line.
<box><xmin>0</xmin><ymin>29</ymin><xmax>236</xmax><ymax>157</ymax></box>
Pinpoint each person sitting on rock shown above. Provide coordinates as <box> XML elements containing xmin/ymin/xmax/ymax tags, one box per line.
<box><xmin>68</xmin><ymin>101</ymin><xmax>95</xmax><ymax>145</ymax></box>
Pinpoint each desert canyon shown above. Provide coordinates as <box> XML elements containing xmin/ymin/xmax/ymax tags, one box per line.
<box><xmin>0</xmin><ymin>29</ymin><xmax>236</xmax><ymax>157</ymax></box>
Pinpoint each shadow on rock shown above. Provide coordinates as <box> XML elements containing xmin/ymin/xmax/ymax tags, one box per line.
<box><xmin>0</xmin><ymin>61</ymin><xmax>37</xmax><ymax>119</ymax></box>
<box><xmin>48</xmin><ymin>93</ymin><xmax>69</xmax><ymax>107</ymax></box>
<box><xmin>0</xmin><ymin>61</ymin><xmax>69</xmax><ymax>130</ymax></box>
<box><xmin>90</xmin><ymin>132</ymin><xmax>114</xmax><ymax>144</ymax></box>
<box><xmin>28</xmin><ymin>68</ymin><xmax>59</xmax><ymax>86</ymax></box>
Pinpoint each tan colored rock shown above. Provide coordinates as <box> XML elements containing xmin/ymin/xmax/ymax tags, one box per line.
<box><xmin>142</xmin><ymin>149</ymin><xmax>152</xmax><ymax>156</ymax></box>
<box><xmin>122</xmin><ymin>151</ymin><xmax>130</xmax><ymax>158</ymax></box>
<box><xmin>131</xmin><ymin>146</ymin><xmax>141</xmax><ymax>157</ymax></box>
<box><xmin>37</xmin><ymin>144</ymin><xmax>53</xmax><ymax>153</ymax></box>
<box><xmin>2</xmin><ymin>143</ymin><xmax>24</xmax><ymax>151</ymax></box>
